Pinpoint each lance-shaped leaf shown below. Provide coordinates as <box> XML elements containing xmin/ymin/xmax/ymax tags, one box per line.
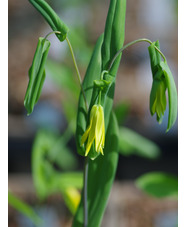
<box><xmin>24</xmin><ymin>37</ymin><xmax>50</xmax><ymax>115</ymax></box>
<box><xmin>29</xmin><ymin>0</ymin><xmax>69</xmax><ymax>41</ymax></box>
<box><xmin>73</xmin><ymin>112</ymin><xmax>119</xmax><ymax>227</ymax></box>
<box><xmin>101</xmin><ymin>0</ymin><xmax>126</xmax><ymax>129</ymax></box>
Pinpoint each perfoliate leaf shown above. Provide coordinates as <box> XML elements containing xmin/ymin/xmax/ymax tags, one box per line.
<box><xmin>136</xmin><ymin>172</ymin><xmax>178</xmax><ymax>198</ymax></box>
<box><xmin>24</xmin><ymin>37</ymin><xmax>50</xmax><ymax>115</ymax></box>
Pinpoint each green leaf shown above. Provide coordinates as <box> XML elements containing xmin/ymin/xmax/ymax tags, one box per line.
<box><xmin>73</xmin><ymin>112</ymin><xmax>119</xmax><ymax>227</ymax></box>
<box><xmin>32</xmin><ymin>130</ymin><xmax>81</xmax><ymax>200</ymax></box>
<box><xmin>8</xmin><ymin>191</ymin><xmax>42</xmax><ymax>226</ymax></box>
<box><xmin>100</xmin><ymin>0</ymin><xmax>127</xmax><ymax>130</ymax></box>
<box><xmin>24</xmin><ymin>37</ymin><xmax>50</xmax><ymax>115</ymax></box>
<box><xmin>29</xmin><ymin>0</ymin><xmax>69</xmax><ymax>41</ymax></box>
<box><xmin>119</xmin><ymin>127</ymin><xmax>161</xmax><ymax>159</ymax></box>
<box><xmin>46</xmin><ymin>59</ymin><xmax>79</xmax><ymax>97</ymax></box>
<box><xmin>159</xmin><ymin>61</ymin><xmax>178</xmax><ymax>132</ymax></box>
<box><xmin>101</xmin><ymin>0</ymin><xmax>126</xmax><ymax>75</ymax></box>
<box><xmin>136</xmin><ymin>172</ymin><xmax>178</xmax><ymax>198</ymax></box>
<box><xmin>76</xmin><ymin>0</ymin><xmax>127</xmax><ymax>158</ymax></box>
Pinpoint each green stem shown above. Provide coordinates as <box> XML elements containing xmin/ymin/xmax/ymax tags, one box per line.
<box><xmin>100</xmin><ymin>70</ymin><xmax>108</xmax><ymax>80</ymax></box>
<box><xmin>66</xmin><ymin>37</ymin><xmax>89</xmax><ymax>227</ymax></box>
<box><xmin>44</xmin><ymin>30</ymin><xmax>62</xmax><ymax>40</ymax></box>
<box><xmin>83</xmin><ymin>157</ymin><xmax>89</xmax><ymax>227</ymax></box>
<box><xmin>66</xmin><ymin>37</ymin><xmax>89</xmax><ymax>112</ymax></box>
<box><xmin>107</xmin><ymin>38</ymin><xmax>167</xmax><ymax>72</ymax></box>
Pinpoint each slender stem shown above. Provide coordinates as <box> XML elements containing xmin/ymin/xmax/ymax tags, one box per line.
<box><xmin>44</xmin><ymin>30</ymin><xmax>61</xmax><ymax>40</ymax></box>
<box><xmin>66</xmin><ymin>37</ymin><xmax>89</xmax><ymax>112</ymax></box>
<box><xmin>83</xmin><ymin>157</ymin><xmax>89</xmax><ymax>227</ymax></box>
<box><xmin>66</xmin><ymin>37</ymin><xmax>89</xmax><ymax>226</ymax></box>
<box><xmin>107</xmin><ymin>38</ymin><xmax>167</xmax><ymax>71</ymax></box>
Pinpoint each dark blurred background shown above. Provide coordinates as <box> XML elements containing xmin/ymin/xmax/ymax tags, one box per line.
<box><xmin>8</xmin><ymin>0</ymin><xmax>178</xmax><ymax>226</ymax></box>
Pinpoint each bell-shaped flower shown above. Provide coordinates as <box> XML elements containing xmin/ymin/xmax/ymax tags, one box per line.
<box><xmin>81</xmin><ymin>104</ymin><xmax>105</xmax><ymax>157</ymax></box>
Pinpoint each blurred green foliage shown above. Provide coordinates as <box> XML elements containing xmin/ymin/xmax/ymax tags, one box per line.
<box><xmin>136</xmin><ymin>172</ymin><xmax>178</xmax><ymax>198</ymax></box>
<box><xmin>32</xmin><ymin>129</ymin><xmax>83</xmax><ymax>213</ymax></box>
<box><xmin>8</xmin><ymin>191</ymin><xmax>42</xmax><ymax>226</ymax></box>
<box><xmin>119</xmin><ymin>126</ymin><xmax>161</xmax><ymax>159</ymax></box>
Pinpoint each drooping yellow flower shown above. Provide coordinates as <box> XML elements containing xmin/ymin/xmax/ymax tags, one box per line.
<box><xmin>81</xmin><ymin>104</ymin><xmax>105</xmax><ymax>156</ymax></box>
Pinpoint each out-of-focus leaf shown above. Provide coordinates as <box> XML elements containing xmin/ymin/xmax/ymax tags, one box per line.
<box><xmin>119</xmin><ymin>127</ymin><xmax>161</xmax><ymax>159</ymax></box>
<box><xmin>136</xmin><ymin>172</ymin><xmax>178</xmax><ymax>198</ymax></box>
<box><xmin>46</xmin><ymin>59</ymin><xmax>79</xmax><ymax>130</ymax></box>
<box><xmin>8</xmin><ymin>191</ymin><xmax>42</xmax><ymax>226</ymax></box>
<box><xmin>24</xmin><ymin>38</ymin><xmax>50</xmax><ymax>115</ymax></box>
<box><xmin>68</xmin><ymin>28</ymin><xmax>92</xmax><ymax>67</ymax></box>
<box><xmin>73</xmin><ymin>112</ymin><xmax>119</xmax><ymax>227</ymax></box>
<box><xmin>32</xmin><ymin>129</ymin><xmax>81</xmax><ymax>200</ymax></box>
<box><xmin>46</xmin><ymin>59</ymin><xmax>79</xmax><ymax>97</ymax></box>
<box><xmin>114</xmin><ymin>102</ymin><xmax>130</xmax><ymax>125</ymax></box>
<box><xmin>58</xmin><ymin>172</ymin><xmax>83</xmax><ymax>190</ymax></box>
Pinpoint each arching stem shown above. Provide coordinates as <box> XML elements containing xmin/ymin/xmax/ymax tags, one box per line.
<box><xmin>66</xmin><ymin>37</ymin><xmax>89</xmax><ymax>112</ymax></box>
<box><xmin>107</xmin><ymin>38</ymin><xmax>167</xmax><ymax>72</ymax></box>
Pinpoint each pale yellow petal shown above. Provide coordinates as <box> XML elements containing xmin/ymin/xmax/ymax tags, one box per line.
<box><xmin>95</xmin><ymin>105</ymin><xmax>105</xmax><ymax>152</ymax></box>
<box><xmin>99</xmin><ymin>146</ymin><xmax>104</xmax><ymax>155</ymax></box>
<box><xmin>80</xmin><ymin>125</ymin><xmax>91</xmax><ymax>146</ymax></box>
<box><xmin>85</xmin><ymin>109</ymin><xmax>97</xmax><ymax>156</ymax></box>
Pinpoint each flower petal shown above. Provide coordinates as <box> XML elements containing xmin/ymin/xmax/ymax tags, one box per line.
<box><xmin>80</xmin><ymin>125</ymin><xmax>91</xmax><ymax>146</ymax></box>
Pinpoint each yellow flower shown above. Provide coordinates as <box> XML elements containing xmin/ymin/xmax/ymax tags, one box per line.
<box><xmin>81</xmin><ymin>104</ymin><xmax>105</xmax><ymax>156</ymax></box>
